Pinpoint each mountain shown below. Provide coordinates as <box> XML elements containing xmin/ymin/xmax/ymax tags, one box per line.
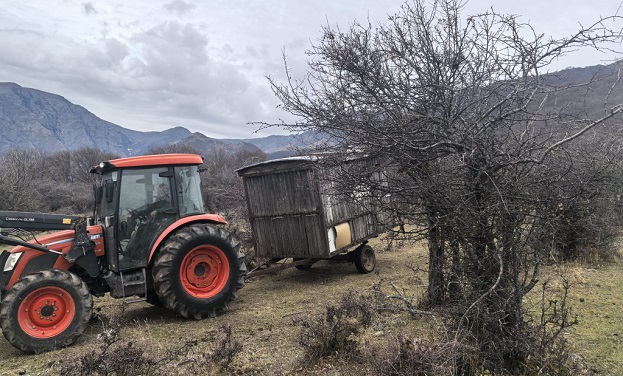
<box><xmin>225</xmin><ymin>130</ymin><xmax>330</xmax><ymax>159</ymax></box>
<box><xmin>2</xmin><ymin>63</ymin><xmax>619</xmax><ymax>159</ymax></box>
<box><xmin>542</xmin><ymin>63</ymin><xmax>623</xmax><ymax>117</ymax></box>
<box><xmin>0</xmin><ymin>82</ymin><xmax>299</xmax><ymax>157</ymax></box>
<box><xmin>0</xmin><ymin>82</ymin><xmax>137</xmax><ymax>155</ymax></box>
<box><xmin>172</xmin><ymin>132</ymin><xmax>263</xmax><ymax>155</ymax></box>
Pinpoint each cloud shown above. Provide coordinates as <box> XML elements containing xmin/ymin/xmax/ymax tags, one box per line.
<box><xmin>163</xmin><ymin>0</ymin><xmax>196</xmax><ymax>16</ymax></box>
<box><xmin>5</xmin><ymin>0</ymin><xmax>614</xmax><ymax>139</ymax></box>
<box><xmin>26</xmin><ymin>19</ymin><xmax>277</xmax><ymax>136</ymax></box>
<box><xmin>82</xmin><ymin>2</ymin><xmax>97</xmax><ymax>15</ymax></box>
<box><xmin>117</xmin><ymin>21</ymin><xmax>276</xmax><ymax>130</ymax></box>
<box><xmin>0</xmin><ymin>1</ymin><xmax>402</xmax><ymax>138</ymax></box>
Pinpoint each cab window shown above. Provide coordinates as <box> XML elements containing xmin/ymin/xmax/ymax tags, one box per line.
<box><xmin>175</xmin><ymin>165</ymin><xmax>205</xmax><ymax>217</ymax></box>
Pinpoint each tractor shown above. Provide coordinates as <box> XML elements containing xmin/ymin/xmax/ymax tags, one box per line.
<box><xmin>0</xmin><ymin>153</ymin><xmax>246</xmax><ymax>353</ymax></box>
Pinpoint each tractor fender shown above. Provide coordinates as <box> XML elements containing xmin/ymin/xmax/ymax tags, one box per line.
<box><xmin>2</xmin><ymin>251</ymin><xmax>70</xmax><ymax>293</ymax></box>
<box><xmin>147</xmin><ymin>214</ymin><xmax>228</xmax><ymax>263</ymax></box>
<box><xmin>1</xmin><ymin>227</ymin><xmax>105</xmax><ymax>292</ymax></box>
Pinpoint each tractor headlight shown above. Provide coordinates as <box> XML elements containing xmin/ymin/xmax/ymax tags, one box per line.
<box><xmin>3</xmin><ymin>252</ymin><xmax>22</xmax><ymax>272</ymax></box>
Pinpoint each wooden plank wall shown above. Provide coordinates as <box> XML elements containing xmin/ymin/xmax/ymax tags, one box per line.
<box><xmin>251</xmin><ymin>214</ymin><xmax>326</xmax><ymax>258</ymax></box>
<box><xmin>244</xmin><ymin>169</ymin><xmax>319</xmax><ymax>217</ymax></box>
<box><xmin>242</xmin><ymin>167</ymin><xmax>329</xmax><ymax>258</ymax></box>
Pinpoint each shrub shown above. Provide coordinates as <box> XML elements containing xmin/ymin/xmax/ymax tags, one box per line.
<box><xmin>295</xmin><ymin>291</ymin><xmax>375</xmax><ymax>363</ymax></box>
<box><xmin>366</xmin><ymin>335</ymin><xmax>476</xmax><ymax>376</ymax></box>
<box><xmin>52</xmin><ymin>310</ymin><xmax>243</xmax><ymax>375</ymax></box>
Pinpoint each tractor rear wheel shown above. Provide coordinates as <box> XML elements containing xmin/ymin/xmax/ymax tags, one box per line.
<box><xmin>0</xmin><ymin>269</ymin><xmax>93</xmax><ymax>354</ymax></box>
<box><xmin>152</xmin><ymin>224</ymin><xmax>246</xmax><ymax>319</ymax></box>
<box><xmin>144</xmin><ymin>290</ymin><xmax>163</xmax><ymax>307</ymax></box>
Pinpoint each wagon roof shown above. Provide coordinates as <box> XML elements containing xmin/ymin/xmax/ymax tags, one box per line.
<box><xmin>236</xmin><ymin>156</ymin><xmax>319</xmax><ymax>176</ymax></box>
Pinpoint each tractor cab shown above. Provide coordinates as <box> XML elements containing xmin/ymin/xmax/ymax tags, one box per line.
<box><xmin>91</xmin><ymin>154</ymin><xmax>206</xmax><ymax>271</ymax></box>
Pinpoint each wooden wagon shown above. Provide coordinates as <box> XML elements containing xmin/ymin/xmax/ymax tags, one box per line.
<box><xmin>237</xmin><ymin>156</ymin><xmax>391</xmax><ymax>274</ymax></box>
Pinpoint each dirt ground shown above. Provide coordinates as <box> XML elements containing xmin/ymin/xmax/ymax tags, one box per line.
<box><xmin>1</xmin><ymin>238</ymin><xmax>622</xmax><ymax>375</ymax></box>
<box><xmin>0</xmin><ymin>238</ymin><xmax>429</xmax><ymax>375</ymax></box>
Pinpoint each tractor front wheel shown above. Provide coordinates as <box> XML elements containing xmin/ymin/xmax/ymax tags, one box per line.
<box><xmin>152</xmin><ymin>224</ymin><xmax>246</xmax><ymax>319</ymax></box>
<box><xmin>0</xmin><ymin>269</ymin><xmax>93</xmax><ymax>354</ymax></box>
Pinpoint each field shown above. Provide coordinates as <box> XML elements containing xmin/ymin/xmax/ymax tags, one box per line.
<box><xmin>0</xmin><ymin>238</ymin><xmax>621</xmax><ymax>375</ymax></box>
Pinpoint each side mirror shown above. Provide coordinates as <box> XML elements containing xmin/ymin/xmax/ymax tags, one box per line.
<box><xmin>105</xmin><ymin>181</ymin><xmax>115</xmax><ymax>203</ymax></box>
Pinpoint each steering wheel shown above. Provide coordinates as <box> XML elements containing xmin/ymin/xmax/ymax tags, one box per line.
<box><xmin>128</xmin><ymin>200</ymin><xmax>169</xmax><ymax>221</ymax></box>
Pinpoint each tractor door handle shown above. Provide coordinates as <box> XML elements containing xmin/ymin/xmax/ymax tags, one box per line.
<box><xmin>120</xmin><ymin>221</ymin><xmax>128</xmax><ymax>234</ymax></box>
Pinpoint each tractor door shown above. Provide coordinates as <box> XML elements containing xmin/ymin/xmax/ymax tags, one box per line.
<box><xmin>116</xmin><ymin>167</ymin><xmax>178</xmax><ymax>270</ymax></box>
<box><xmin>96</xmin><ymin>171</ymin><xmax>120</xmax><ymax>271</ymax></box>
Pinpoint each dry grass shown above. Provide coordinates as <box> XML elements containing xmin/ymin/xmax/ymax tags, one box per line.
<box><xmin>0</xmin><ymin>238</ymin><xmax>621</xmax><ymax>375</ymax></box>
<box><xmin>544</xmin><ymin>261</ymin><xmax>623</xmax><ymax>376</ymax></box>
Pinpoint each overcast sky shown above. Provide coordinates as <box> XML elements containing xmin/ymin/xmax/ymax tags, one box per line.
<box><xmin>0</xmin><ymin>1</ymin><xmax>621</xmax><ymax>139</ymax></box>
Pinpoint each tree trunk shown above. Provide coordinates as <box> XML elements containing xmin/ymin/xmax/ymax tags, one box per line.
<box><xmin>427</xmin><ymin>213</ymin><xmax>446</xmax><ymax>304</ymax></box>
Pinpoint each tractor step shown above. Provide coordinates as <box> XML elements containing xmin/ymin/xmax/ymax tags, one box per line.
<box><xmin>103</xmin><ymin>269</ymin><xmax>148</xmax><ymax>302</ymax></box>
<box><xmin>121</xmin><ymin>269</ymin><xmax>148</xmax><ymax>304</ymax></box>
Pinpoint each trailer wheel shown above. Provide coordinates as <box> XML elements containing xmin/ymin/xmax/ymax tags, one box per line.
<box><xmin>0</xmin><ymin>269</ymin><xmax>93</xmax><ymax>354</ymax></box>
<box><xmin>293</xmin><ymin>258</ymin><xmax>313</xmax><ymax>270</ymax></box>
<box><xmin>152</xmin><ymin>224</ymin><xmax>246</xmax><ymax>319</ymax></box>
<box><xmin>354</xmin><ymin>244</ymin><xmax>376</xmax><ymax>274</ymax></box>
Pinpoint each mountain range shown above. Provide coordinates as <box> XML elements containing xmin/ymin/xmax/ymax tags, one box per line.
<box><xmin>0</xmin><ymin>82</ymin><xmax>315</xmax><ymax>158</ymax></box>
<box><xmin>1</xmin><ymin>62</ymin><xmax>621</xmax><ymax>158</ymax></box>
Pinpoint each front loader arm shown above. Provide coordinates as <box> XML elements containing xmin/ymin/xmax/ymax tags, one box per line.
<box><xmin>0</xmin><ymin>234</ymin><xmax>60</xmax><ymax>254</ymax></box>
<box><xmin>0</xmin><ymin>218</ymin><xmax>102</xmax><ymax>297</ymax></box>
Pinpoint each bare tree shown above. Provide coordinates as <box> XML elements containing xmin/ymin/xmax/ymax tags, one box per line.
<box><xmin>46</xmin><ymin>150</ymin><xmax>73</xmax><ymax>184</ymax></box>
<box><xmin>268</xmin><ymin>0</ymin><xmax>623</xmax><ymax>372</ymax></box>
<box><xmin>0</xmin><ymin>149</ymin><xmax>47</xmax><ymax>211</ymax></box>
<box><xmin>70</xmin><ymin>147</ymin><xmax>120</xmax><ymax>185</ymax></box>
<box><xmin>0</xmin><ymin>148</ymin><xmax>120</xmax><ymax>213</ymax></box>
<box><xmin>201</xmin><ymin>146</ymin><xmax>266</xmax><ymax>215</ymax></box>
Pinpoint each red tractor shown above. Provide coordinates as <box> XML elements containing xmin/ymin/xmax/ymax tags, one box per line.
<box><xmin>0</xmin><ymin>154</ymin><xmax>246</xmax><ymax>353</ymax></box>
